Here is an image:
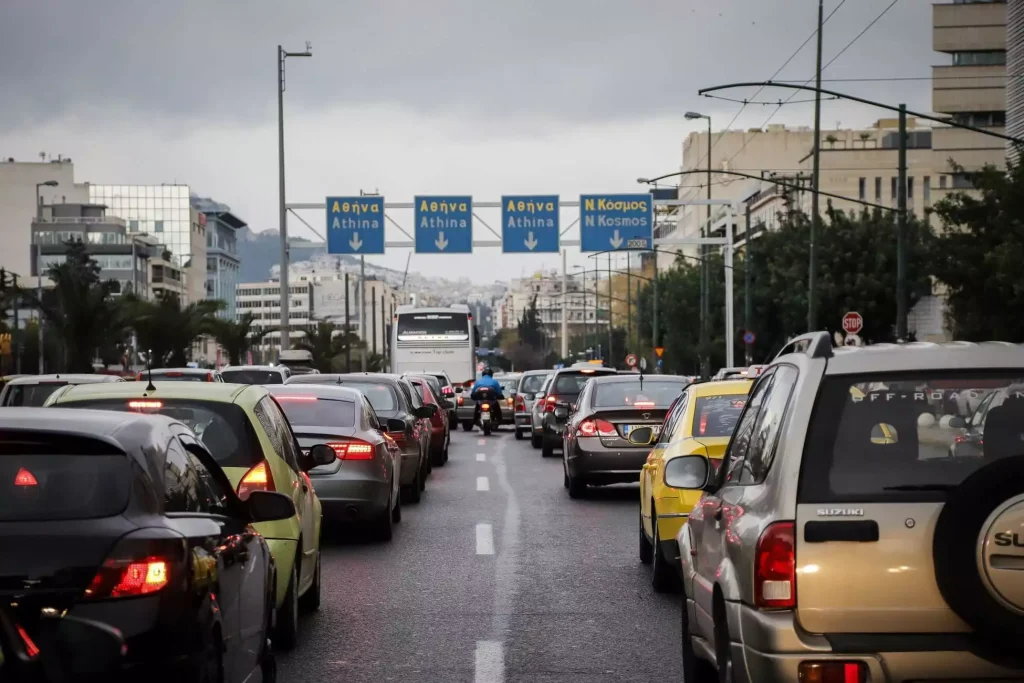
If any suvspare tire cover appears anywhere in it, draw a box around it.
[933,454,1024,652]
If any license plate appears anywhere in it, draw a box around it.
[481,412,491,422]
[622,424,660,437]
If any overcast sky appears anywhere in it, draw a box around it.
[0,0,934,283]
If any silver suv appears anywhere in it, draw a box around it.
[675,332,1024,682]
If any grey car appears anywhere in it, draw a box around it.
[0,374,126,407]
[221,365,291,384]
[514,370,552,441]
[529,373,556,449]
[267,384,402,541]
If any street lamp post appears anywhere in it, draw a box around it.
[35,180,58,374]
[277,42,312,353]
[685,112,712,378]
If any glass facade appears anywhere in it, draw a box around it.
[191,196,244,321]
[88,185,192,268]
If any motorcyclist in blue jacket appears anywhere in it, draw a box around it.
[470,368,505,422]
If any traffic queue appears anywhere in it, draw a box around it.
[0,366,457,683]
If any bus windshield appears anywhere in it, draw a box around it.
[397,313,469,339]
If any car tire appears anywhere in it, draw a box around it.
[567,473,586,499]
[196,626,223,683]
[651,509,680,593]
[299,549,321,612]
[515,428,524,440]
[541,440,554,458]
[391,490,402,523]
[639,510,653,565]
[482,421,491,436]
[714,602,734,683]
[372,505,393,542]
[531,433,541,449]
[443,429,450,462]
[274,562,299,651]
[681,588,717,683]
[402,470,422,504]
[462,421,474,432]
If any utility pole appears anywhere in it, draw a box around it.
[808,0,824,332]
[702,116,711,378]
[360,256,367,371]
[560,250,568,359]
[744,203,754,366]
[344,271,351,372]
[371,290,377,356]
[277,42,312,352]
[582,267,588,358]
[652,252,659,367]
[626,256,632,352]
[607,253,613,363]
[896,104,908,341]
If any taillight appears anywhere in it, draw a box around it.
[543,395,557,413]
[634,401,655,408]
[83,532,185,600]
[755,521,796,609]
[206,373,213,381]
[442,386,454,397]
[577,418,616,437]
[515,395,526,412]
[237,460,275,500]
[458,396,464,406]
[328,441,375,460]
[14,467,38,487]
[699,412,708,436]
[135,372,144,381]
[481,403,490,410]
[797,662,866,683]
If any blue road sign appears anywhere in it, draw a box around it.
[579,194,653,253]
[415,196,473,254]
[743,331,756,345]
[326,196,385,255]
[657,358,663,368]
[501,195,559,253]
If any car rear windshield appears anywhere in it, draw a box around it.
[3,383,67,407]
[594,380,687,407]
[693,395,748,437]
[151,372,207,382]
[799,373,1024,503]
[0,434,133,521]
[221,369,284,385]
[553,371,614,394]
[61,399,259,468]
[520,374,549,394]
[335,382,398,413]
[274,396,356,427]
[498,378,519,393]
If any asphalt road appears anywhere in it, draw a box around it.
[277,425,681,682]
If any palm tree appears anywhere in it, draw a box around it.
[296,321,364,372]
[124,291,224,367]
[19,240,123,372]
[209,312,270,366]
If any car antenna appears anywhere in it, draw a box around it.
[145,350,156,392]
[638,356,646,390]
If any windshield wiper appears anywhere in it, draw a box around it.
[882,484,954,492]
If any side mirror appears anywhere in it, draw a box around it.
[535,393,545,401]
[627,426,655,445]
[413,405,435,419]
[308,443,337,468]
[33,614,126,683]
[246,490,297,523]
[663,455,711,490]
[949,416,967,429]
[385,418,407,433]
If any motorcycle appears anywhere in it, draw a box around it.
[471,387,502,436]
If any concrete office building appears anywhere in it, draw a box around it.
[1006,0,1024,159]
[236,281,315,360]
[190,195,244,321]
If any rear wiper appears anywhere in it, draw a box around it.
[882,484,954,492]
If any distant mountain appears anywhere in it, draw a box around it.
[237,227,330,282]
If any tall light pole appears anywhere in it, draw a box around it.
[685,111,711,378]
[277,42,312,353]
[809,0,825,331]
[35,180,58,374]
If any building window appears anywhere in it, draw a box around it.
[951,50,1006,67]
[952,173,976,189]
[923,176,931,205]
[951,111,1006,128]
[858,177,866,200]
[940,175,947,190]
[155,220,164,233]
[874,177,882,201]
[891,177,898,202]
[907,177,914,201]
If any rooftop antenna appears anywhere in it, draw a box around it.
[145,350,156,392]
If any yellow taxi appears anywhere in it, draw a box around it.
[637,378,753,591]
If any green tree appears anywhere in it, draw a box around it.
[124,291,224,367]
[517,295,546,351]
[930,160,1024,340]
[296,321,364,372]
[209,312,270,366]
[19,240,123,373]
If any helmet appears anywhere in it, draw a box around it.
[482,367,494,377]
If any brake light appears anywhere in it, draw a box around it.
[17,624,40,658]
[85,557,169,598]
[458,396,464,406]
[634,401,655,408]
[481,403,490,410]
[442,386,454,396]
[165,372,183,377]
[206,373,213,381]
[515,394,526,412]
[577,418,616,437]
[797,662,865,683]
[328,441,375,460]
[543,395,557,413]
[275,395,318,402]
[755,521,796,609]
[237,460,275,500]
[135,372,144,381]
[699,412,708,435]
[128,400,163,410]
[14,467,37,487]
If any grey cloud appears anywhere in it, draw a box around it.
[1,0,932,129]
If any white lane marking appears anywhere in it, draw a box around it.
[476,523,494,555]
[476,453,486,462]
[477,476,490,492]
[474,640,504,683]
[478,438,486,446]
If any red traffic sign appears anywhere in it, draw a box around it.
[842,312,864,335]
[625,353,638,368]
[654,346,665,359]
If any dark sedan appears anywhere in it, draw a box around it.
[286,373,435,503]
[538,366,618,457]
[406,375,450,467]
[562,374,691,497]
[0,408,302,682]
[267,384,403,541]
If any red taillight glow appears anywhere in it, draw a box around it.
[458,396,464,406]
[17,625,40,658]
[164,372,183,377]
[515,395,526,412]
[237,461,275,500]
[755,521,796,609]
[577,418,616,437]
[128,400,163,410]
[543,395,557,413]
[86,557,169,599]
[481,403,490,410]
[699,412,708,435]
[634,401,656,408]
[442,386,454,396]
[205,373,213,381]
[328,441,375,460]
[14,467,38,487]
[797,662,865,683]
[135,372,144,381]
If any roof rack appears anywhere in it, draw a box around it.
[773,331,834,361]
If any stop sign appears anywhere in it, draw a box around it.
[842,312,863,335]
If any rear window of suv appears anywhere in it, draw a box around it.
[553,371,615,394]
[799,373,1024,503]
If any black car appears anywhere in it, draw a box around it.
[562,374,691,497]
[538,365,618,457]
[286,373,436,503]
[403,371,458,424]
[0,408,304,682]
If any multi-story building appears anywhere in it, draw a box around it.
[497,270,606,351]
[236,281,315,360]
[932,0,1007,173]
[1008,0,1024,158]
[190,195,244,320]
[149,250,188,302]
[187,207,207,305]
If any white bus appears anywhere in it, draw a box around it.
[391,304,476,385]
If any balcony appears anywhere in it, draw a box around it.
[37,215,127,228]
